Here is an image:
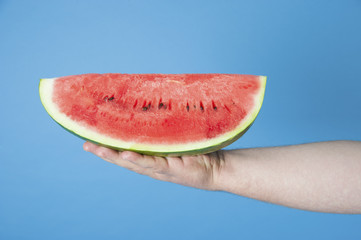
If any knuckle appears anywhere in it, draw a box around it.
[127,165,146,175]
[152,157,168,173]
[152,172,170,181]
[96,149,107,158]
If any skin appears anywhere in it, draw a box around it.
[83,140,361,214]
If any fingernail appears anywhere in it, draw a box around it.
[83,144,89,152]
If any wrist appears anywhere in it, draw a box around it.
[212,149,251,194]
[210,150,233,192]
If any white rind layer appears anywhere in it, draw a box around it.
[39,76,266,154]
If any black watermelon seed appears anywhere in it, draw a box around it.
[142,107,148,111]
[212,100,217,110]
[186,105,190,111]
[200,101,204,111]
[159,102,164,109]
[108,96,115,101]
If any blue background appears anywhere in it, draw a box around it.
[1,0,361,239]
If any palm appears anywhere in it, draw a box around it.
[83,142,225,190]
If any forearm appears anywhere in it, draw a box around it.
[216,141,361,213]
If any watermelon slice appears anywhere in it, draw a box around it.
[39,73,266,156]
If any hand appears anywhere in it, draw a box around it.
[83,142,226,190]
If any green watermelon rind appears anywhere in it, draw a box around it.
[39,76,266,157]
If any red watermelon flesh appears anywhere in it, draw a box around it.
[40,73,266,156]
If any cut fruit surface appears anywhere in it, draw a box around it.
[39,73,266,156]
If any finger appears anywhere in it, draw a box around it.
[120,151,170,174]
[84,142,174,180]
[83,142,120,163]
[83,142,147,172]
[111,151,169,178]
